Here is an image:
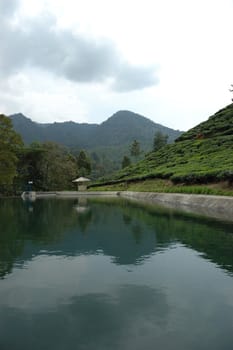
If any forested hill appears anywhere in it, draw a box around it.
[9,110,182,149]
[104,103,233,185]
[94,111,181,147]
[9,113,98,148]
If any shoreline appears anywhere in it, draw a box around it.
[119,191,233,222]
[17,190,233,222]
[35,191,119,198]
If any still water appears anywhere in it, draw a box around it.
[0,197,233,350]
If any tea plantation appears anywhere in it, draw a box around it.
[95,104,233,189]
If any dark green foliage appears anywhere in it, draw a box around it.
[130,139,140,158]
[90,149,118,179]
[153,131,168,151]
[9,110,182,175]
[76,150,91,177]
[122,156,131,169]
[17,142,78,191]
[10,110,181,148]
[37,142,78,190]
[0,115,23,190]
[98,104,233,186]
[176,104,233,142]
[16,142,45,190]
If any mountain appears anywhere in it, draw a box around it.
[9,113,98,148]
[9,111,182,150]
[101,104,233,185]
[9,110,182,178]
[92,110,181,147]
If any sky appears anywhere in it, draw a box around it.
[0,0,232,130]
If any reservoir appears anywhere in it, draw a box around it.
[0,197,233,350]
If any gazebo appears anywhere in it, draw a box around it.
[72,177,91,191]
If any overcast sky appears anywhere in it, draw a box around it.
[0,0,232,130]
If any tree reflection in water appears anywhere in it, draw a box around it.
[0,197,233,278]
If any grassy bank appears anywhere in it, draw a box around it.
[90,178,233,196]
[91,104,233,193]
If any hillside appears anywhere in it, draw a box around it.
[93,111,181,147]
[10,113,97,148]
[9,111,181,149]
[9,111,182,177]
[96,104,233,187]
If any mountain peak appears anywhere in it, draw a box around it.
[101,110,157,128]
[9,110,182,147]
[10,113,30,120]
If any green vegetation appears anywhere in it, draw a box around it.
[0,115,23,190]
[130,139,141,159]
[0,127,80,194]
[2,103,233,196]
[1,197,233,278]
[10,110,181,177]
[90,178,233,196]
[176,104,233,142]
[153,131,168,151]
[121,156,131,169]
[92,104,233,193]
[76,150,91,177]
[17,141,78,191]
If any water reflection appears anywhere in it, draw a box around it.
[0,284,169,350]
[73,197,90,214]
[73,197,92,233]
[0,198,233,350]
[0,198,233,279]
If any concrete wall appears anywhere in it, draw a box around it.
[33,190,233,222]
[119,191,233,222]
[36,191,119,198]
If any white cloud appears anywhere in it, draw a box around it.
[0,0,232,130]
[0,1,158,92]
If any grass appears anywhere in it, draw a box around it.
[92,103,233,190]
[89,178,233,196]
[113,135,233,183]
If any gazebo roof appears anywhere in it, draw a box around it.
[72,177,91,183]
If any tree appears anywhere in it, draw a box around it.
[153,131,168,152]
[76,150,91,177]
[130,139,140,159]
[0,114,23,187]
[121,156,131,169]
[16,142,46,190]
[38,142,78,190]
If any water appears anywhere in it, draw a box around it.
[0,197,233,350]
